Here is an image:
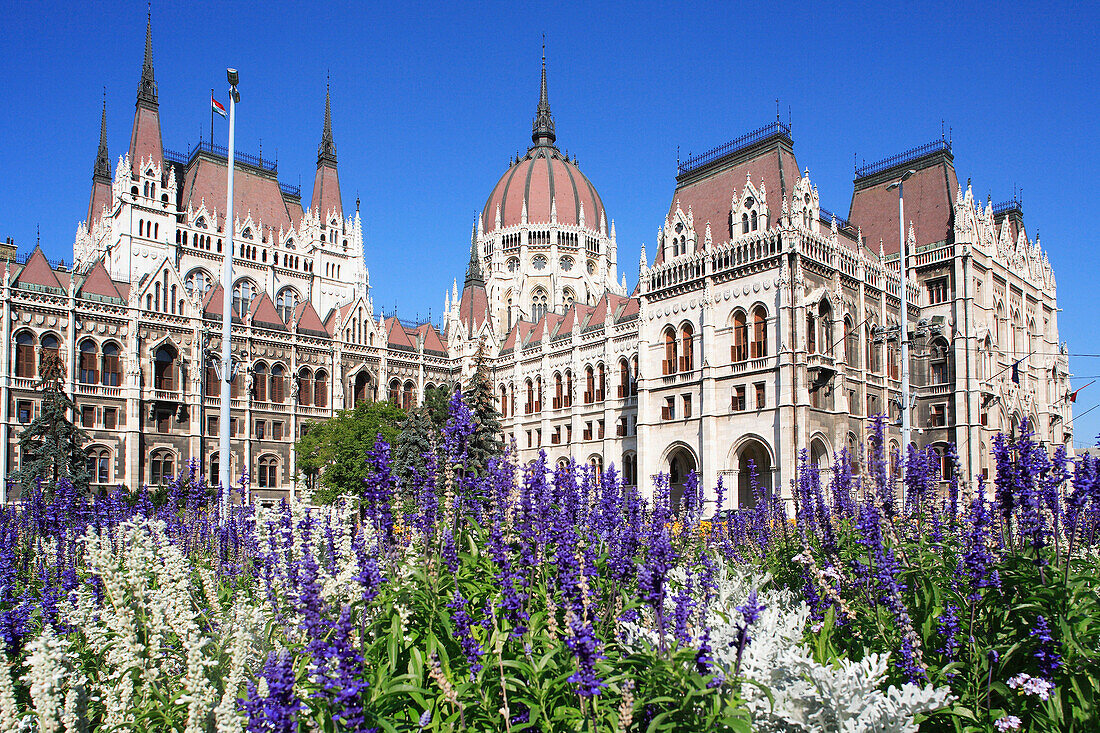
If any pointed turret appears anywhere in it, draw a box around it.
[531,41,556,146]
[311,78,343,219]
[127,10,164,169]
[458,216,489,337]
[87,93,113,227]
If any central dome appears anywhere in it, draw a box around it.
[481,52,606,234]
[481,145,605,233]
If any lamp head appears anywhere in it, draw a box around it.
[227,68,239,87]
[886,169,917,190]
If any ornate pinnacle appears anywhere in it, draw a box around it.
[317,76,337,165]
[531,38,556,146]
[465,216,484,287]
[136,9,158,107]
[93,91,110,181]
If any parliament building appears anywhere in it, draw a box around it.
[0,17,1072,505]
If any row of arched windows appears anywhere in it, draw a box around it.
[663,323,694,374]
[388,378,420,411]
[499,358,638,418]
[14,331,60,379]
[78,339,122,386]
[731,306,769,361]
[137,219,159,240]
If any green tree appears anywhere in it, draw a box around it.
[463,339,503,474]
[17,351,89,495]
[392,406,440,500]
[422,383,454,430]
[295,399,404,504]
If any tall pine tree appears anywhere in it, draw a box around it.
[463,338,503,475]
[17,350,89,495]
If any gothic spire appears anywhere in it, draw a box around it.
[531,38,556,146]
[136,9,158,108]
[464,216,484,286]
[93,91,110,181]
[317,75,337,165]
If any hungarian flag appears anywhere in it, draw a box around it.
[212,95,227,118]
[1069,380,1094,403]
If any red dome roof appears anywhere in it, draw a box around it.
[482,144,606,233]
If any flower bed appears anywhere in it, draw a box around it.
[0,397,1097,731]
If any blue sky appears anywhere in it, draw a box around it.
[1,1,1097,443]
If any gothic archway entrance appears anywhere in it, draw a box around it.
[737,439,772,508]
[668,447,696,513]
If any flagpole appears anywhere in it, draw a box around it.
[219,70,240,521]
[210,88,214,147]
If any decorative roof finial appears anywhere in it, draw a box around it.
[318,72,337,165]
[137,5,158,107]
[465,214,484,287]
[93,89,110,180]
[531,35,556,146]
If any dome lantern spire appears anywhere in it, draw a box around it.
[136,7,158,108]
[318,74,337,165]
[531,37,556,146]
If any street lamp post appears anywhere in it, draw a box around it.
[218,69,240,519]
[887,169,916,472]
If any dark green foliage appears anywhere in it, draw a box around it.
[463,340,503,475]
[16,351,88,495]
[294,399,404,503]
[422,383,454,430]
[393,406,440,488]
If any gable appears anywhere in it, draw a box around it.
[14,247,64,293]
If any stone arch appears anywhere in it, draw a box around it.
[809,434,830,470]
[729,434,774,508]
[660,441,698,513]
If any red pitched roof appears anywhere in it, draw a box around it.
[311,163,343,220]
[180,156,294,232]
[87,179,112,228]
[202,284,232,320]
[658,133,798,265]
[128,105,164,170]
[457,281,490,336]
[417,323,447,353]
[14,247,64,291]
[77,259,122,300]
[324,301,356,332]
[293,301,330,336]
[848,150,958,255]
[384,317,414,349]
[249,292,287,330]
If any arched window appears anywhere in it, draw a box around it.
[680,323,694,372]
[751,210,758,231]
[154,345,176,391]
[631,356,639,396]
[270,365,286,403]
[298,368,313,406]
[86,446,111,484]
[742,213,749,234]
[622,452,637,487]
[276,288,298,323]
[500,384,509,417]
[819,301,833,353]
[184,269,212,298]
[257,454,279,488]
[565,370,574,407]
[618,359,630,398]
[79,340,98,384]
[732,310,748,362]
[210,452,221,484]
[532,288,548,321]
[563,288,576,308]
[597,364,606,402]
[554,373,564,408]
[101,342,121,387]
[232,279,256,316]
[806,310,817,354]
[888,338,899,380]
[40,335,60,377]
[389,378,401,405]
[845,317,859,368]
[14,331,35,379]
[866,325,879,373]
[149,449,176,485]
[994,303,1004,346]
[525,379,534,414]
[663,327,677,375]
[535,376,543,412]
[253,363,268,401]
[589,455,604,482]
[402,380,415,411]
[930,339,950,385]
[314,370,329,408]
[584,366,595,404]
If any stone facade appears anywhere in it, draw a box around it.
[0,19,1072,507]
